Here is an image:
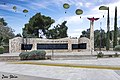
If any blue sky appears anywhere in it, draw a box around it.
[0,0,120,37]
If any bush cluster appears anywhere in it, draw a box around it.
[19,50,46,60]
[114,53,119,57]
[97,52,104,58]
[0,46,4,54]
[114,45,120,51]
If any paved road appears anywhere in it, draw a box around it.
[0,72,60,80]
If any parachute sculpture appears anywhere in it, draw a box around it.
[75,9,83,18]
[23,9,28,17]
[13,6,17,12]
[63,3,70,13]
[99,6,108,18]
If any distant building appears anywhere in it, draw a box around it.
[9,37,91,53]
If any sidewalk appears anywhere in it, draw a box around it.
[0,58,120,80]
[0,72,59,80]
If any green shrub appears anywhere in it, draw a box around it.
[114,45,120,51]
[3,45,9,53]
[0,46,4,54]
[30,50,46,60]
[114,53,119,57]
[19,52,29,60]
[97,52,104,58]
[19,50,46,60]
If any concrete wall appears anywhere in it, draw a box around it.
[9,37,91,53]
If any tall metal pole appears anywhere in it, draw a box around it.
[100,22,102,52]
[52,40,54,59]
[52,35,54,60]
[99,6,110,50]
[106,7,110,50]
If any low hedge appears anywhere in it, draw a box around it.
[19,50,46,60]
[114,45,120,51]
[19,52,28,60]
[0,46,4,54]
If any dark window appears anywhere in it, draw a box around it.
[72,44,78,49]
[37,44,68,50]
[72,43,87,49]
[21,44,33,50]
[78,43,86,49]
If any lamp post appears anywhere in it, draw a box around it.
[49,35,54,60]
[100,22,102,52]
[99,6,110,50]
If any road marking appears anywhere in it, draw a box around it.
[10,62,120,70]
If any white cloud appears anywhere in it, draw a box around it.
[0,5,13,12]
[52,15,85,37]
[0,3,29,14]
[75,2,83,8]
[85,2,92,8]
[51,0,84,8]
[68,32,80,37]
[53,15,84,28]
[68,28,86,37]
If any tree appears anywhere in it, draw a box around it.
[113,6,117,48]
[58,21,68,38]
[110,30,114,41]
[94,29,106,48]
[46,21,68,39]
[15,33,22,37]
[0,26,15,45]
[80,28,90,38]
[81,28,106,48]
[22,13,55,38]
[0,18,7,26]
[0,18,15,45]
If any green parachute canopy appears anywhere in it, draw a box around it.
[23,9,28,13]
[23,9,28,17]
[13,6,17,12]
[63,3,70,9]
[75,9,83,15]
[99,6,108,10]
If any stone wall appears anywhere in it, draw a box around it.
[9,37,23,53]
[9,37,91,53]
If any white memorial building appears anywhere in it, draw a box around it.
[9,37,91,53]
